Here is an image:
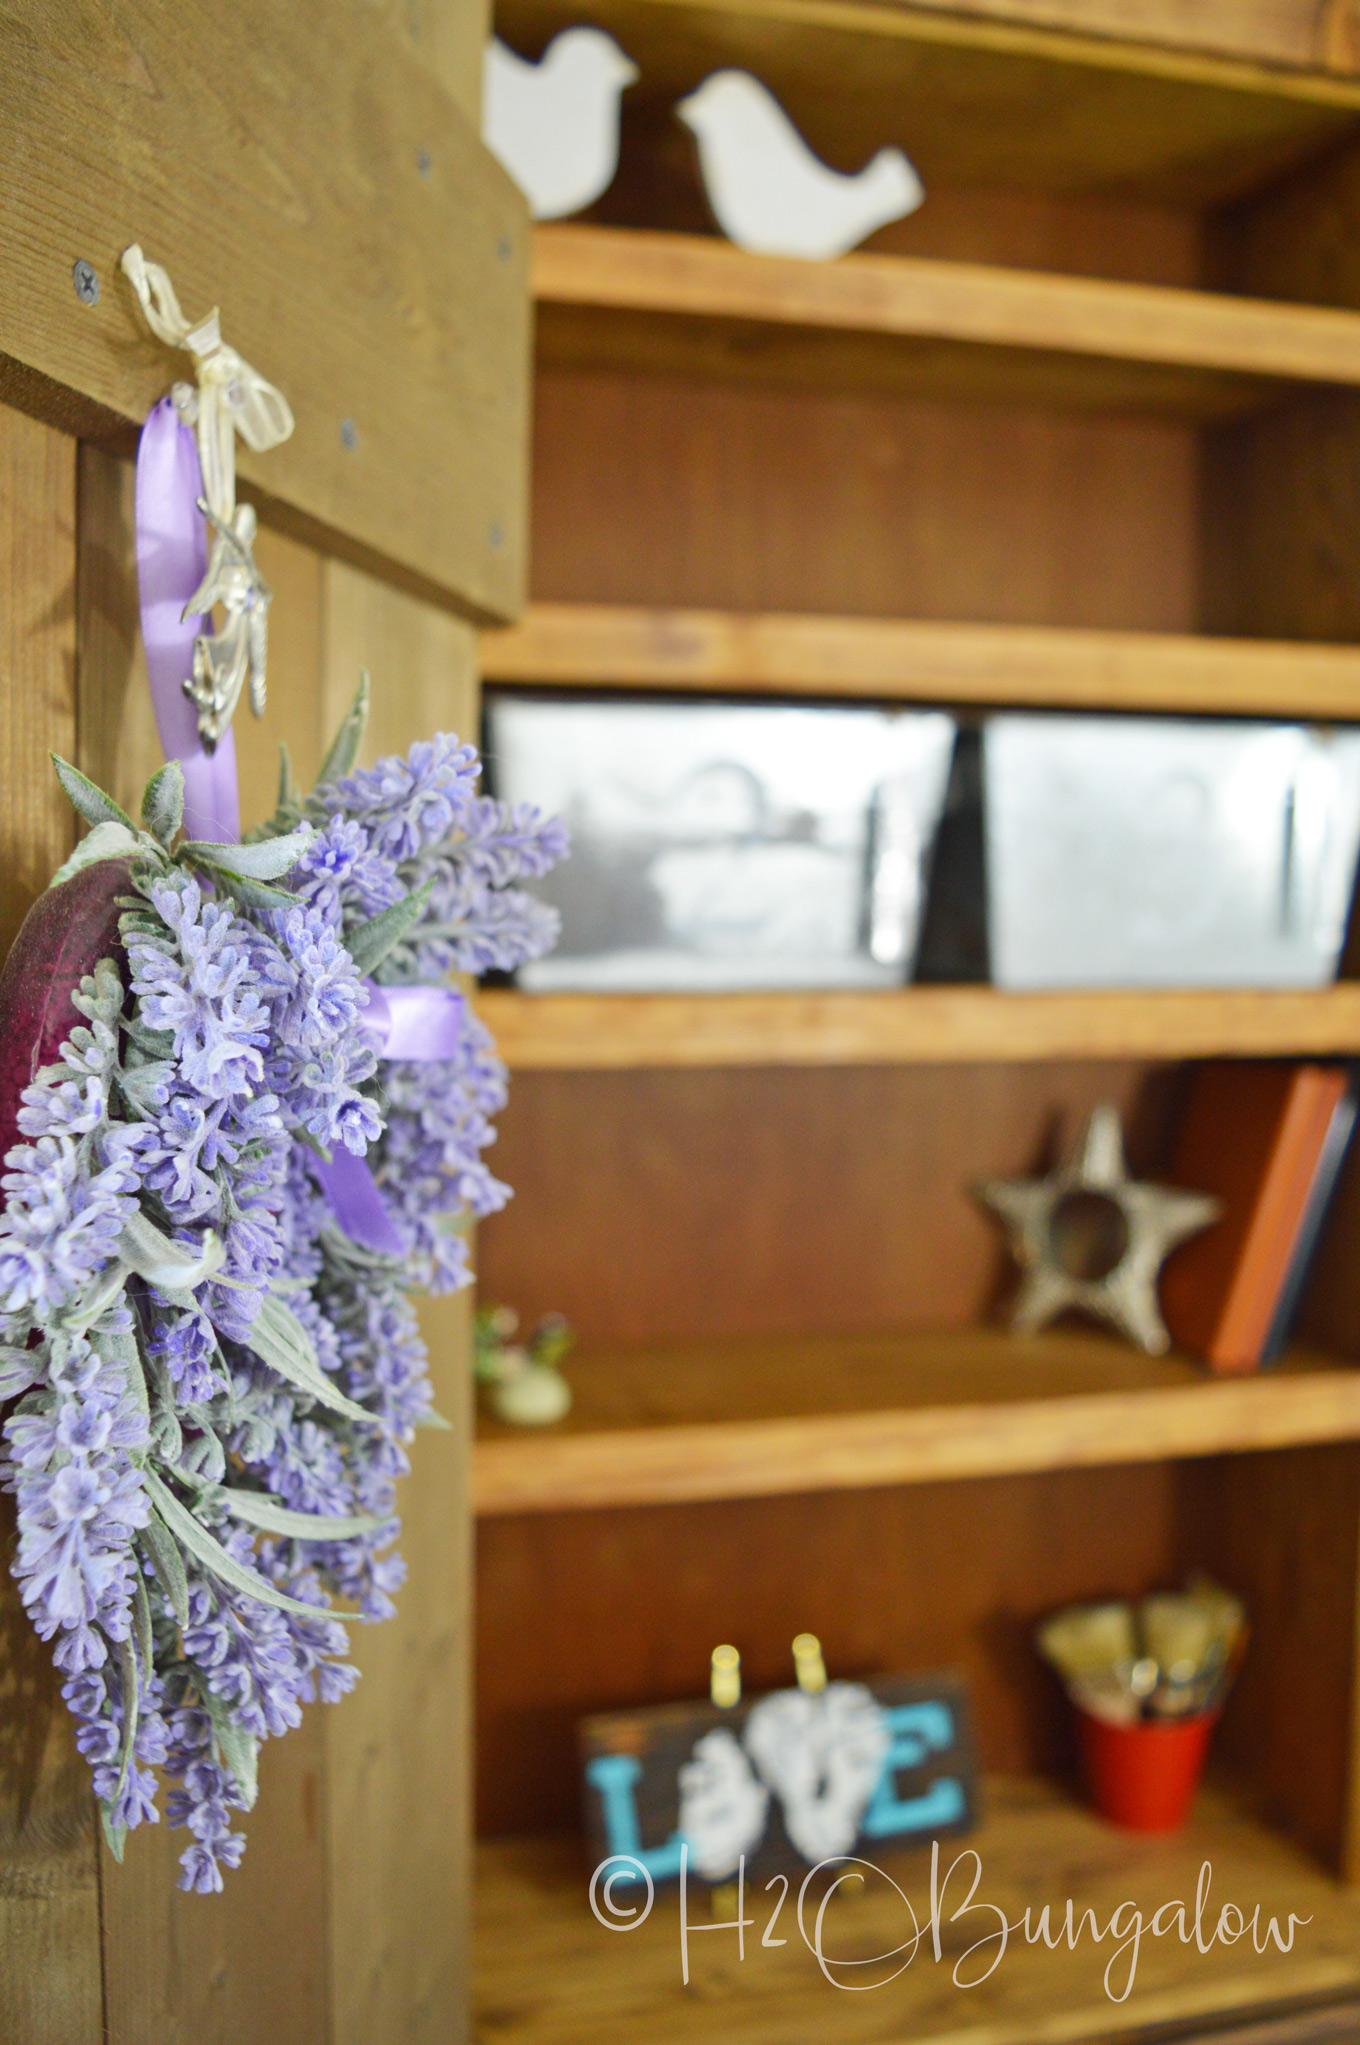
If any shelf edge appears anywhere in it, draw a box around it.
[475,986,1360,1071]
[473,1370,1360,1514]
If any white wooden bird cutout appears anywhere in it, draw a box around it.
[677,71,924,260]
[483,30,638,220]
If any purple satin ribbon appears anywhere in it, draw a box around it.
[309,1146,406,1255]
[364,982,465,1059]
[134,399,240,843]
[132,402,460,1257]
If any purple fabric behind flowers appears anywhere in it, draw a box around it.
[0,714,564,1889]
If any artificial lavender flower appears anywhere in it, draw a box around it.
[1,706,564,1891]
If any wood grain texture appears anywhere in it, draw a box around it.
[474,1781,1360,2045]
[880,0,1360,73]
[476,1462,1182,1832]
[0,1497,101,2045]
[0,0,529,622]
[0,409,96,2042]
[533,225,1360,419]
[1180,1446,1360,1879]
[495,0,1360,206]
[590,129,1205,284]
[473,1329,1360,1514]
[0,406,77,960]
[1201,137,1360,649]
[101,1713,330,2045]
[530,368,1199,632]
[474,1060,1180,1344]
[484,600,1360,717]
[320,561,479,2045]
[378,0,492,125]
[475,986,1360,1070]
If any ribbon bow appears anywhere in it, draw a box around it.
[122,246,291,753]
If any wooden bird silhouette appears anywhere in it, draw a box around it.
[677,70,924,260]
[483,29,638,220]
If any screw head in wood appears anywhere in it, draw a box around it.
[340,418,358,451]
[72,259,99,306]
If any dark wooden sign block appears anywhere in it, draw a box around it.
[581,1671,975,1888]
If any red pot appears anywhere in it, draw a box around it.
[1077,1707,1219,1834]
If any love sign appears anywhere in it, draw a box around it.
[582,1672,975,1886]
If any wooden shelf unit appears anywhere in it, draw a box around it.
[478,985,1360,1071]
[475,6,1360,2036]
[474,1328,1360,1514]
[477,1780,1360,2045]
[485,600,1360,718]
[495,0,1360,205]
[534,224,1360,415]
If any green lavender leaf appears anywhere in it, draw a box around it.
[110,1632,140,1816]
[180,825,313,881]
[49,820,140,886]
[245,1291,375,1426]
[209,1486,384,1541]
[140,761,185,847]
[205,1693,259,1812]
[139,1507,190,1629]
[131,1571,155,1679]
[143,1471,327,1620]
[314,671,370,789]
[345,880,434,977]
[50,753,134,831]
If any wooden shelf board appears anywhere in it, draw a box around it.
[475,985,1360,1073]
[473,1327,1360,1515]
[498,0,1360,207]
[534,227,1360,416]
[475,1777,1360,2045]
[483,603,1360,720]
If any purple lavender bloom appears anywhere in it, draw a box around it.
[3,719,564,1888]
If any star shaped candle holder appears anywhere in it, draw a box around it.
[978,1105,1221,1356]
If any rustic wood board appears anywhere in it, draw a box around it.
[475,1777,1360,2045]
[495,0,1360,206]
[532,227,1360,421]
[473,1328,1360,1514]
[475,986,1360,1070]
[0,0,530,623]
[483,601,1360,719]
[874,1,1360,74]
[319,566,480,2045]
[0,401,96,2045]
[581,1673,976,1887]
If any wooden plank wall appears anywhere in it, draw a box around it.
[0,3,502,2037]
[0,0,524,624]
[0,407,98,2045]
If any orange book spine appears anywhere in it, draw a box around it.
[1206,1068,1348,1373]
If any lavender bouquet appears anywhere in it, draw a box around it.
[0,686,564,1890]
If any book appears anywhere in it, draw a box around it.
[1161,1062,1352,1373]
[1261,1084,1357,1364]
